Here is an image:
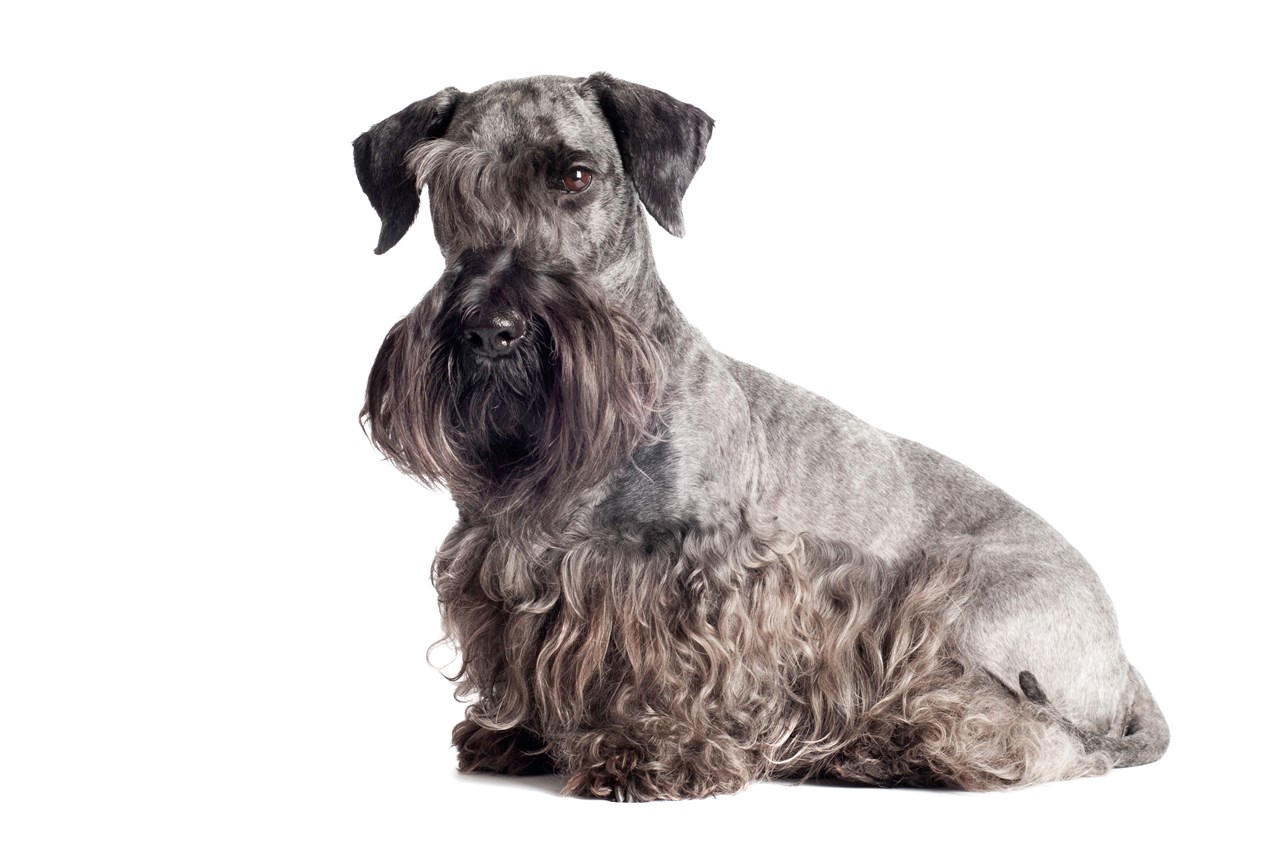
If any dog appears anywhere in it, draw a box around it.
[353,73,1168,801]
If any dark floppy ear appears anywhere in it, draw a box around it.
[353,88,462,255]
[583,73,714,238]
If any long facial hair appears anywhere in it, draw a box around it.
[361,254,661,523]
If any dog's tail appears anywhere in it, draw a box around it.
[1019,666,1169,768]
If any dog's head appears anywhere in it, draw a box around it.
[354,75,713,513]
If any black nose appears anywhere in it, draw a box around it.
[463,309,528,358]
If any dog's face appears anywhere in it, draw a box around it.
[410,80,636,271]
[354,75,713,514]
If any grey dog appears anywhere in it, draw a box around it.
[354,73,1168,801]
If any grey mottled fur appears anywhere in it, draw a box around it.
[354,73,1168,801]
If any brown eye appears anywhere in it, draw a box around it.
[562,167,593,193]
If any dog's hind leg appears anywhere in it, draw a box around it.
[812,548,1125,790]
[1019,667,1170,769]
[831,666,1116,789]
[950,514,1170,774]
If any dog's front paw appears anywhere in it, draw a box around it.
[563,748,662,802]
[453,720,555,776]
[564,746,740,802]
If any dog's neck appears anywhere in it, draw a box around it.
[597,215,694,352]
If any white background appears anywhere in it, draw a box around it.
[3,2,1269,843]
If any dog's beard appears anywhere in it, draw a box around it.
[446,317,553,476]
[362,262,661,518]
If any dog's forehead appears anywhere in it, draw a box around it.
[450,76,616,159]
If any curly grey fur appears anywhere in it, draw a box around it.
[353,73,1168,801]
